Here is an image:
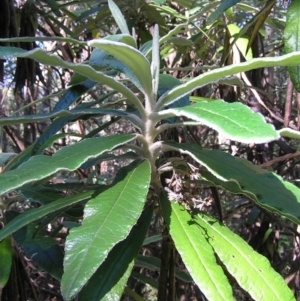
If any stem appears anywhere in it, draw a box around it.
[158,228,171,301]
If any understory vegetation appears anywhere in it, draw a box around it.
[1,0,300,300]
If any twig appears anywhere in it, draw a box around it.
[260,151,300,168]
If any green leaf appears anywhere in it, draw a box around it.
[278,127,300,139]
[207,0,240,24]
[108,0,130,35]
[157,100,278,143]
[78,205,153,301]
[151,24,160,101]
[0,236,12,290]
[43,0,62,17]
[0,108,128,126]
[61,160,151,300]
[0,190,95,241]
[87,40,152,97]
[52,79,96,113]
[163,142,300,224]
[7,212,63,280]
[160,194,234,301]
[284,0,300,92]
[193,213,296,301]
[155,51,300,109]
[0,47,142,111]
[0,134,135,195]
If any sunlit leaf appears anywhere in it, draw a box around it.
[61,161,151,300]
[284,0,300,92]
[157,100,278,143]
[0,135,135,195]
[193,213,296,301]
[78,205,153,301]
[160,194,234,301]
[155,52,300,109]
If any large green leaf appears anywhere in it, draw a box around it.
[193,213,296,301]
[0,134,135,195]
[0,46,142,111]
[155,51,300,109]
[160,193,234,301]
[284,0,300,92]
[163,142,300,224]
[61,160,151,300]
[0,236,12,290]
[156,100,278,143]
[88,39,152,97]
[78,205,153,301]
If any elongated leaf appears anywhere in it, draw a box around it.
[61,160,151,300]
[160,193,234,301]
[0,236,12,290]
[7,212,63,280]
[163,142,300,224]
[0,134,135,195]
[0,190,95,241]
[52,79,96,113]
[0,108,128,126]
[89,48,142,91]
[88,40,152,97]
[0,47,142,110]
[208,0,240,24]
[284,0,300,92]
[108,0,130,35]
[78,205,153,301]
[151,24,160,101]
[155,51,300,109]
[278,127,300,139]
[156,100,278,143]
[193,213,295,301]
[0,36,86,45]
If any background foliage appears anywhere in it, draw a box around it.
[1,0,300,300]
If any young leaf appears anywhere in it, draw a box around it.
[61,160,151,300]
[0,134,135,195]
[78,205,153,301]
[193,213,296,301]
[163,142,300,224]
[87,40,152,98]
[155,51,300,109]
[151,24,160,102]
[284,0,300,92]
[156,100,278,143]
[108,0,130,35]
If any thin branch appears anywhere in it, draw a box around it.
[260,151,300,168]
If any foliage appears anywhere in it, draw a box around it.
[0,0,300,300]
